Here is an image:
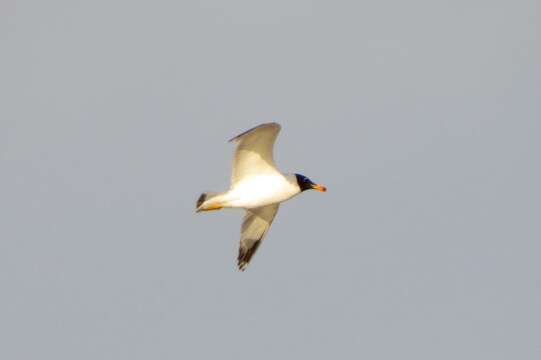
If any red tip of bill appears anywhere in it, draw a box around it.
[313,184,327,192]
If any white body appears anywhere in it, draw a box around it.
[222,174,299,209]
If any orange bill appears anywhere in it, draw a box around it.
[311,184,327,192]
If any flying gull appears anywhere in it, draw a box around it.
[196,122,326,271]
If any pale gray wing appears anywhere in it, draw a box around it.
[229,123,281,185]
[237,204,280,271]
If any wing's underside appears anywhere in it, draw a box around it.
[229,123,281,185]
[238,204,279,271]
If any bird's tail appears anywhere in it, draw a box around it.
[195,192,226,212]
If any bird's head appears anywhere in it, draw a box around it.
[295,174,327,192]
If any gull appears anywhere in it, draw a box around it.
[196,122,327,271]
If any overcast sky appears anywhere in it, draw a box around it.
[1,1,540,359]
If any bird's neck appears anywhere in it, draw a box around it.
[284,174,302,192]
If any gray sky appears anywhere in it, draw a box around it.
[1,1,540,359]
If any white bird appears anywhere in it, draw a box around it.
[196,122,326,271]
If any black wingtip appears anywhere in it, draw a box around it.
[237,240,262,271]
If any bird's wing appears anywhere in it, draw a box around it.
[237,204,280,271]
[229,122,281,185]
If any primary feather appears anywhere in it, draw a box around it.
[238,204,280,271]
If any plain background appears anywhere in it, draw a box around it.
[1,1,540,359]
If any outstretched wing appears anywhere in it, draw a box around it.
[237,204,280,271]
[229,123,281,186]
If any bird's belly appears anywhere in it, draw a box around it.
[226,176,296,209]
